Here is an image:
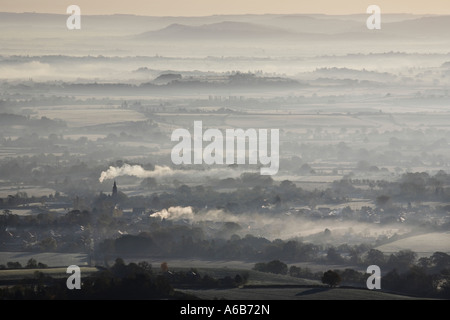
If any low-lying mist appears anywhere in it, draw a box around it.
[149,205,411,245]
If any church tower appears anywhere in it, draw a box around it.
[112,180,118,197]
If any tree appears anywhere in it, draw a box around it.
[430,252,450,272]
[387,250,417,272]
[6,261,22,269]
[382,269,401,291]
[289,265,301,277]
[111,257,127,278]
[234,274,244,286]
[253,260,288,275]
[340,268,365,285]
[403,266,434,296]
[266,260,288,275]
[253,262,267,272]
[366,249,386,267]
[26,258,38,269]
[282,240,297,260]
[376,195,391,208]
[322,270,341,287]
[137,261,152,273]
[326,247,343,264]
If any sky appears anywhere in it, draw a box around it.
[1,0,450,16]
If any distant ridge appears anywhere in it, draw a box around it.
[135,21,299,40]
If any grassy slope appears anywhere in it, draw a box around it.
[175,267,433,300]
[180,287,430,300]
[375,232,450,256]
[0,262,435,300]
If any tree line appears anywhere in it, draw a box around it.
[0,258,246,300]
[252,252,450,298]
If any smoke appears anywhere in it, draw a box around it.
[99,164,173,182]
[150,206,239,223]
[98,163,244,183]
[150,206,194,220]
[150,206,409,243]
[241,214,410,243]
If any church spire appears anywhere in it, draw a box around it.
[112,180,118,197]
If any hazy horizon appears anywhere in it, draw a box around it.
[0,11,443,17]
[2,0,450,16]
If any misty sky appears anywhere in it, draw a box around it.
[2,0,450,16]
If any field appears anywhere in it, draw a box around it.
[161,111,450,134]
[375,232,450,257]
[180,286,428,300]
[0,267,98,282]
[0,186,57,199]
[166,264,430,300]
[35,105,145,128]
[0,258,430,299]
[0,252,89,267]
[120,259,434,299]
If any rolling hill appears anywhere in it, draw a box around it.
[135,21,300,40]
[375,232,450,257]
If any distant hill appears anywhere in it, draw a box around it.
[383,16,450,38]
[309,67,398,82]
[135,21,300,40]
[152,73,182,84]
[0,12,449,56]
[0,12,448,43]
[132,15,450,42]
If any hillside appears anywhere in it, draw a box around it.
[181,286,431,300]
[375,232,450,257]
[164,264,433,300]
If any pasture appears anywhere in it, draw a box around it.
[375,232,450,257]
[180,286,430,300]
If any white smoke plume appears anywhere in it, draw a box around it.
[150,206,239,223]
[99,164,173,183]
[147,205,408,243]
[99,163,245,183]
[150,206,194,220]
